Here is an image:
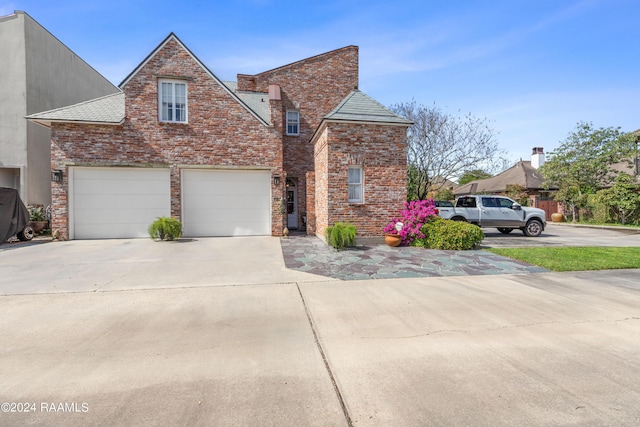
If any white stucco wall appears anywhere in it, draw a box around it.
[0,10,119,205]
[0,12,28,197]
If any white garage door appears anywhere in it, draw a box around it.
[71,167,170,239]
[182,169,271,237]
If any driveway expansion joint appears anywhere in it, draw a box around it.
[296,283,353,427]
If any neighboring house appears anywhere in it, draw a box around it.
[428,176,457,197]
[454,147,558,219]
[28,33,411,240]
[0,11,119,206]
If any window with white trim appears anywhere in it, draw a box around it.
[286,110,300,135]
[348,166,363,203]
[159,80,187,123]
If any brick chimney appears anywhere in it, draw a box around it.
[531,147,545,169]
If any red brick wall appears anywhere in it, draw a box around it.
[49,38,371,240]
[314,122,408,238]
[50,37,284,239]
[305,171,316,235]
[313,128,329,237]
[239,46,359,229]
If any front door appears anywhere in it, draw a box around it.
[286,179,298,229]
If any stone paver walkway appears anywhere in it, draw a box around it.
[280,235,547,280]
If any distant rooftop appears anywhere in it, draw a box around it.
[454,160,549,196]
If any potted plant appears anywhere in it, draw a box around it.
[384,222,403,247]
[28,205,49,233]
[383,199,439,247]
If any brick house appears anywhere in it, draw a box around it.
[28,33,411,240]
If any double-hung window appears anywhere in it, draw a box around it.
[159,80,187,123]
[348,166,363,203]
[286,110,299,135]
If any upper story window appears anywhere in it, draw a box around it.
[286,110,300,135]
[159,79,187,123]
[348,166,363,203]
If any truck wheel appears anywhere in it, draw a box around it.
[497,228,513,234]
[451,216,467,222]
[523,219,543,237]
[17,226,34,241]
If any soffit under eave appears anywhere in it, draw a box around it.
[28,118,125,128]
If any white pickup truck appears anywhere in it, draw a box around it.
[437,195,547,237]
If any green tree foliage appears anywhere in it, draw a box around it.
[539,122,636,222]
[595,173,640,225]
[432,187,454,202]
[458,169,492,186]
[505,184,529,206]
[391,101,507,200]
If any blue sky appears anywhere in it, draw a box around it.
[3,0,639,164]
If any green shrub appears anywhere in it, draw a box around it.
[414,217,484,250]
[148,217,183,241]
[28,205,46,221]
[587,195,610,224]
[325,222,357,249]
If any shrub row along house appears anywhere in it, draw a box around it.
[28,33,412,240]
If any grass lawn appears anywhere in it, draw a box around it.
[485,246,640,272]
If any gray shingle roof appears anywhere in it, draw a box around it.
[27,92,124,126]
[324,90,412,125]
[222,81,271,124]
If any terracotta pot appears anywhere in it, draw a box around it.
[384,234,402,247]
[551,213,564,223]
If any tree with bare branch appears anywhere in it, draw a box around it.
[391,100,508,200]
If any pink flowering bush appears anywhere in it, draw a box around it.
[383,199,438,245]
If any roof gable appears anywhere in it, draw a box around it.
[120,33,270,126]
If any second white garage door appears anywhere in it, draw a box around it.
[182,169,271,237]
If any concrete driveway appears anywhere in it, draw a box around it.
[1,236,640,426]
[483,222,640,247]
[0,237,331,295]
